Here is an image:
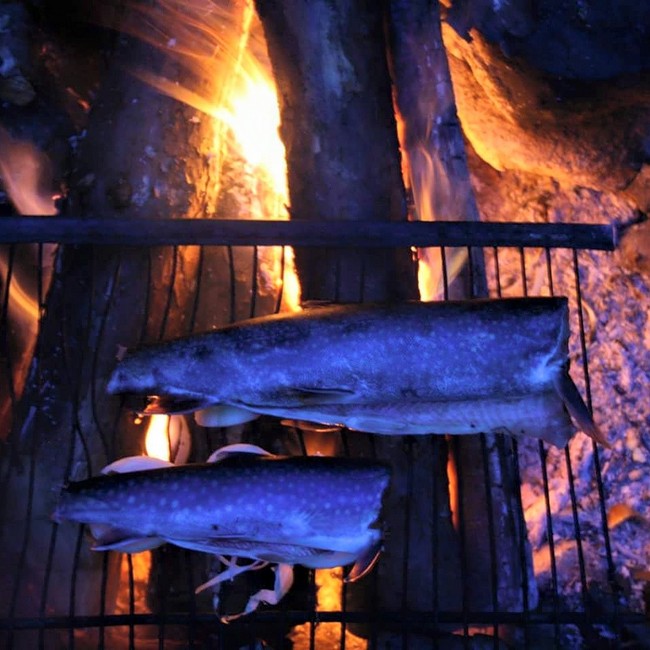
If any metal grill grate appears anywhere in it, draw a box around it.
[0,219,644,649]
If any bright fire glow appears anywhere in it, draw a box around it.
[446,439,460,531]
[124,0,301,312]
[144,414,190,463]
[217,78,286,190]
[289,566,367,650]
[114,552,152,616]
[395,118,468,301]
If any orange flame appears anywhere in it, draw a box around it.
[0,127,57,326]
[122,0,301,312]
[289,565,368,650]
[395,115,468,301]
[0,126,57,215]
[144,414,190,463]
[0,128,58,438]
[446,438,460,531]
[0,256,40,329]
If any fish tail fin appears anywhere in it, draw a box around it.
[344,539,382,583]
[554,373,611,448]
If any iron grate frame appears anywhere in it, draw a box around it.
[0,219,640,649]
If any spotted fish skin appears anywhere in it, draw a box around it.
[106,298,605,446]
[53,455,390,567]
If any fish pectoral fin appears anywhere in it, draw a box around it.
[344,539,383,583]
[142,395,212,416]
[90,524,164,553]
[280,419,343,434]
[101,456,174,475]
[290,386,356,404]
[163,535,260,556]
[242,386,356,409]
[554,373,611,448]
[195,557,269,594]
[195,405,260,428]
[206,443,274,463]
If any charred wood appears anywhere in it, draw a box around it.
[254,0,417,303]
[388,0,536,623]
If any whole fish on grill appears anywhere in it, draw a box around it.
[107,298,607,447]
[53,444,390,619]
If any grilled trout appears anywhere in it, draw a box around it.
[107,298,606,447]
[53,445,390,618]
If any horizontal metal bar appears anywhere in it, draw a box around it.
[0,609,642,630]
[0,217,617,249]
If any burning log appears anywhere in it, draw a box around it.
[388,0,480,300]
[253,2,435,643]
[253,1,461,644]
[388,0,538,629]
[254,0,417,303]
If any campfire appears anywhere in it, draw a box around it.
[1,0,649,648]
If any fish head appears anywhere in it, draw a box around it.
[52,481,118,526]
[107,347,172,395]
[106,342,216,412]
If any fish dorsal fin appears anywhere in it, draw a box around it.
[101,456,174,475]
[206,444,274,464]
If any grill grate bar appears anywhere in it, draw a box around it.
[1,609,643,630]
[0,218,617,249]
